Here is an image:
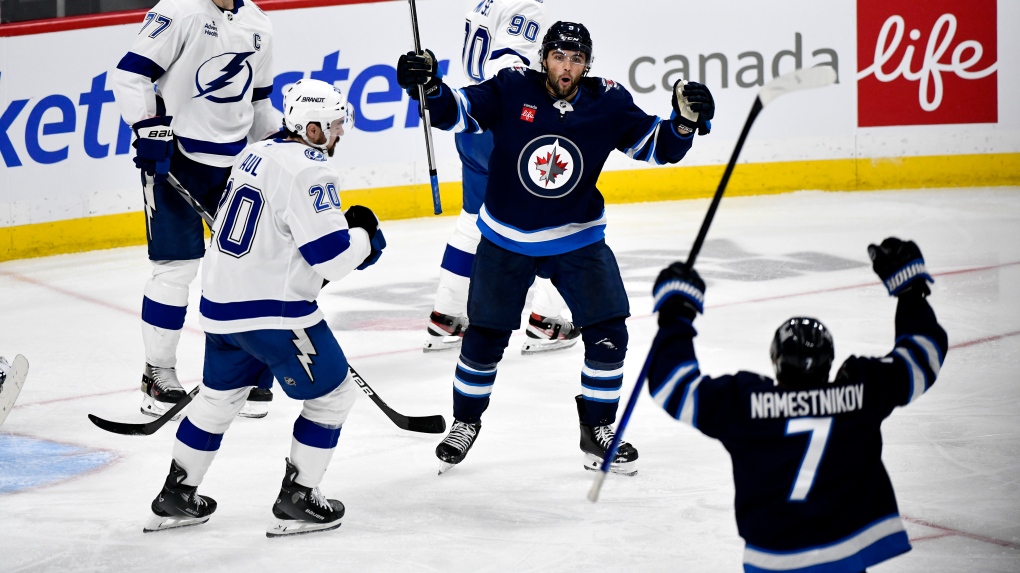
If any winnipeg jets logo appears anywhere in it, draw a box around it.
[194,52,255,103]
[517,135,584,198]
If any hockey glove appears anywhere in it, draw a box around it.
[671,80,714,136]
[652,262,706,325]
[868,237,933,297]
[397,49,442,99]
[345,205,387,270]
[132,116,174,179]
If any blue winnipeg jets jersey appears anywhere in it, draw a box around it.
[427,68,694,256]
[111,0,279,168]
[646,296,948,573]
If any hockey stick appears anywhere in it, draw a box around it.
[588,66,838,502]
[166,173,215,227]
[349,366,447,433]
[88,385,199,436]
[407,0,443,215]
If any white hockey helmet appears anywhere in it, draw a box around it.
[282,79,354,151]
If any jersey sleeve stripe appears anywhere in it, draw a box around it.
[893,346,926,403]
[252,85,273,102]
[650,361,697,412]
[452,88,483,133]
[116,52,166,82]
[489,47,530,67]
[905,334,944,375]
[623,121,657,160]
[298,229,353,266]
[678,376,703,427]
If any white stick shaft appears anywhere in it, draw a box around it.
[760,66,837,108]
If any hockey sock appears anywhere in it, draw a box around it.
[433,210,481,317]
[290,375,358,488]
[579,318,629,425]
[172,384,248,486]
[142,259,199,367]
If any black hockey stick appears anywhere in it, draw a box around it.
[349,366,447,434]
[407,0,442,215]
[588,66,838,501]
[88,386,199,436]
[166,173,215,227]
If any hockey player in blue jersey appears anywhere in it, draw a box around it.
[425,0,582,356]
[397,21,715,475]
[111,0,281,420]
[142,79,387,537]
[646,238,947,573]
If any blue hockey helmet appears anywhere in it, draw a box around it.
[540,21,593,72]
[770,317,835,389]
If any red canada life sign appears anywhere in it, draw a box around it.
[856,0,997,127]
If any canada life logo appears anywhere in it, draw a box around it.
[856,0,997,127]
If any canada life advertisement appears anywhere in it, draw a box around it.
[0,0,1015,234]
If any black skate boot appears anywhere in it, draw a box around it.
[575,395,638,476]
[267,458,345,538]
[239,387,273,419]
[521,313,581,354]
[143,459,217,533]
[435,420,481,474]
[424,311,469,353]
[140,363,187,419]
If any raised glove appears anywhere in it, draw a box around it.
[345,205,386,270]
[867,237,933,297]
[132,116,174,178]
[672,80,714,136]
[652,262,706,323]
[397,49,441,99]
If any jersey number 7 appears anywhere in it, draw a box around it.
[785,417,833,502]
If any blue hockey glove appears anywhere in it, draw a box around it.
[132,116,174,179]
[652,262,706,324]
[868,237,933,297]
[345,205,386,270]
[672,80,714,136]
[397,49,442,99]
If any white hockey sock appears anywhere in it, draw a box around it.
[142,260,199,368]
[171,384,248,486]
[290,373,358,488]
[433,210,481,317]
[530,277,570,318]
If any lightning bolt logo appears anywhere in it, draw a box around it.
[143,174,157,240]
[291,329,317,382]
[194,52,254,103]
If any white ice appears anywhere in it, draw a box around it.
[1,188,1018,572]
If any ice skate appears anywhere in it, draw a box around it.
[436,420,481,474]
[140,363,187,420]
[238,387,273,419]
[521,313,581,355]
[576,396,638,476]
[0,355,29,426]
[424,311,469,353]
[143,460,217,532]
[267,458,344,538]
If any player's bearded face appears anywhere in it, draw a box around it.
[324,118,345,157]
[544,49,587,99]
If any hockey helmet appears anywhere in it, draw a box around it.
[770,317,835,389]
[282,79,354,152]
[540,21,593,72]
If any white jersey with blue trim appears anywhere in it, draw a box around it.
[199,138,371,334]
[462,0,546,83]
[111,0,280,168]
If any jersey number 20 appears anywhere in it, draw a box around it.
[785,417,833,502]
[217,183,264,258]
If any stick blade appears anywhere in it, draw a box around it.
[402,414,447,434]
[88,413,153,436]
[760,66,837,108]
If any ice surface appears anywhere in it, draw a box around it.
[1,188,1018,572]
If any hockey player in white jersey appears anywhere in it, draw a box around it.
[425,0,581,354]
[111,0,281,419]
[0,355,29,426]
[143,79,386,537]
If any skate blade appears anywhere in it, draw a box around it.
[237,402,269,418]
[140,397,183,421]
[266,516,342,538]
[520,337,580,355]
[583,453,637,477]
[423,334,463,353]
[438,461,457,475]
[143,512,210,533]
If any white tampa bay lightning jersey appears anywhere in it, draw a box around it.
[462,0,547,84]
[111,0,280,168]
[199,138,371,334]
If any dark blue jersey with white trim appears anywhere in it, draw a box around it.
[426,68,693,256]
[646,295,947,573]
